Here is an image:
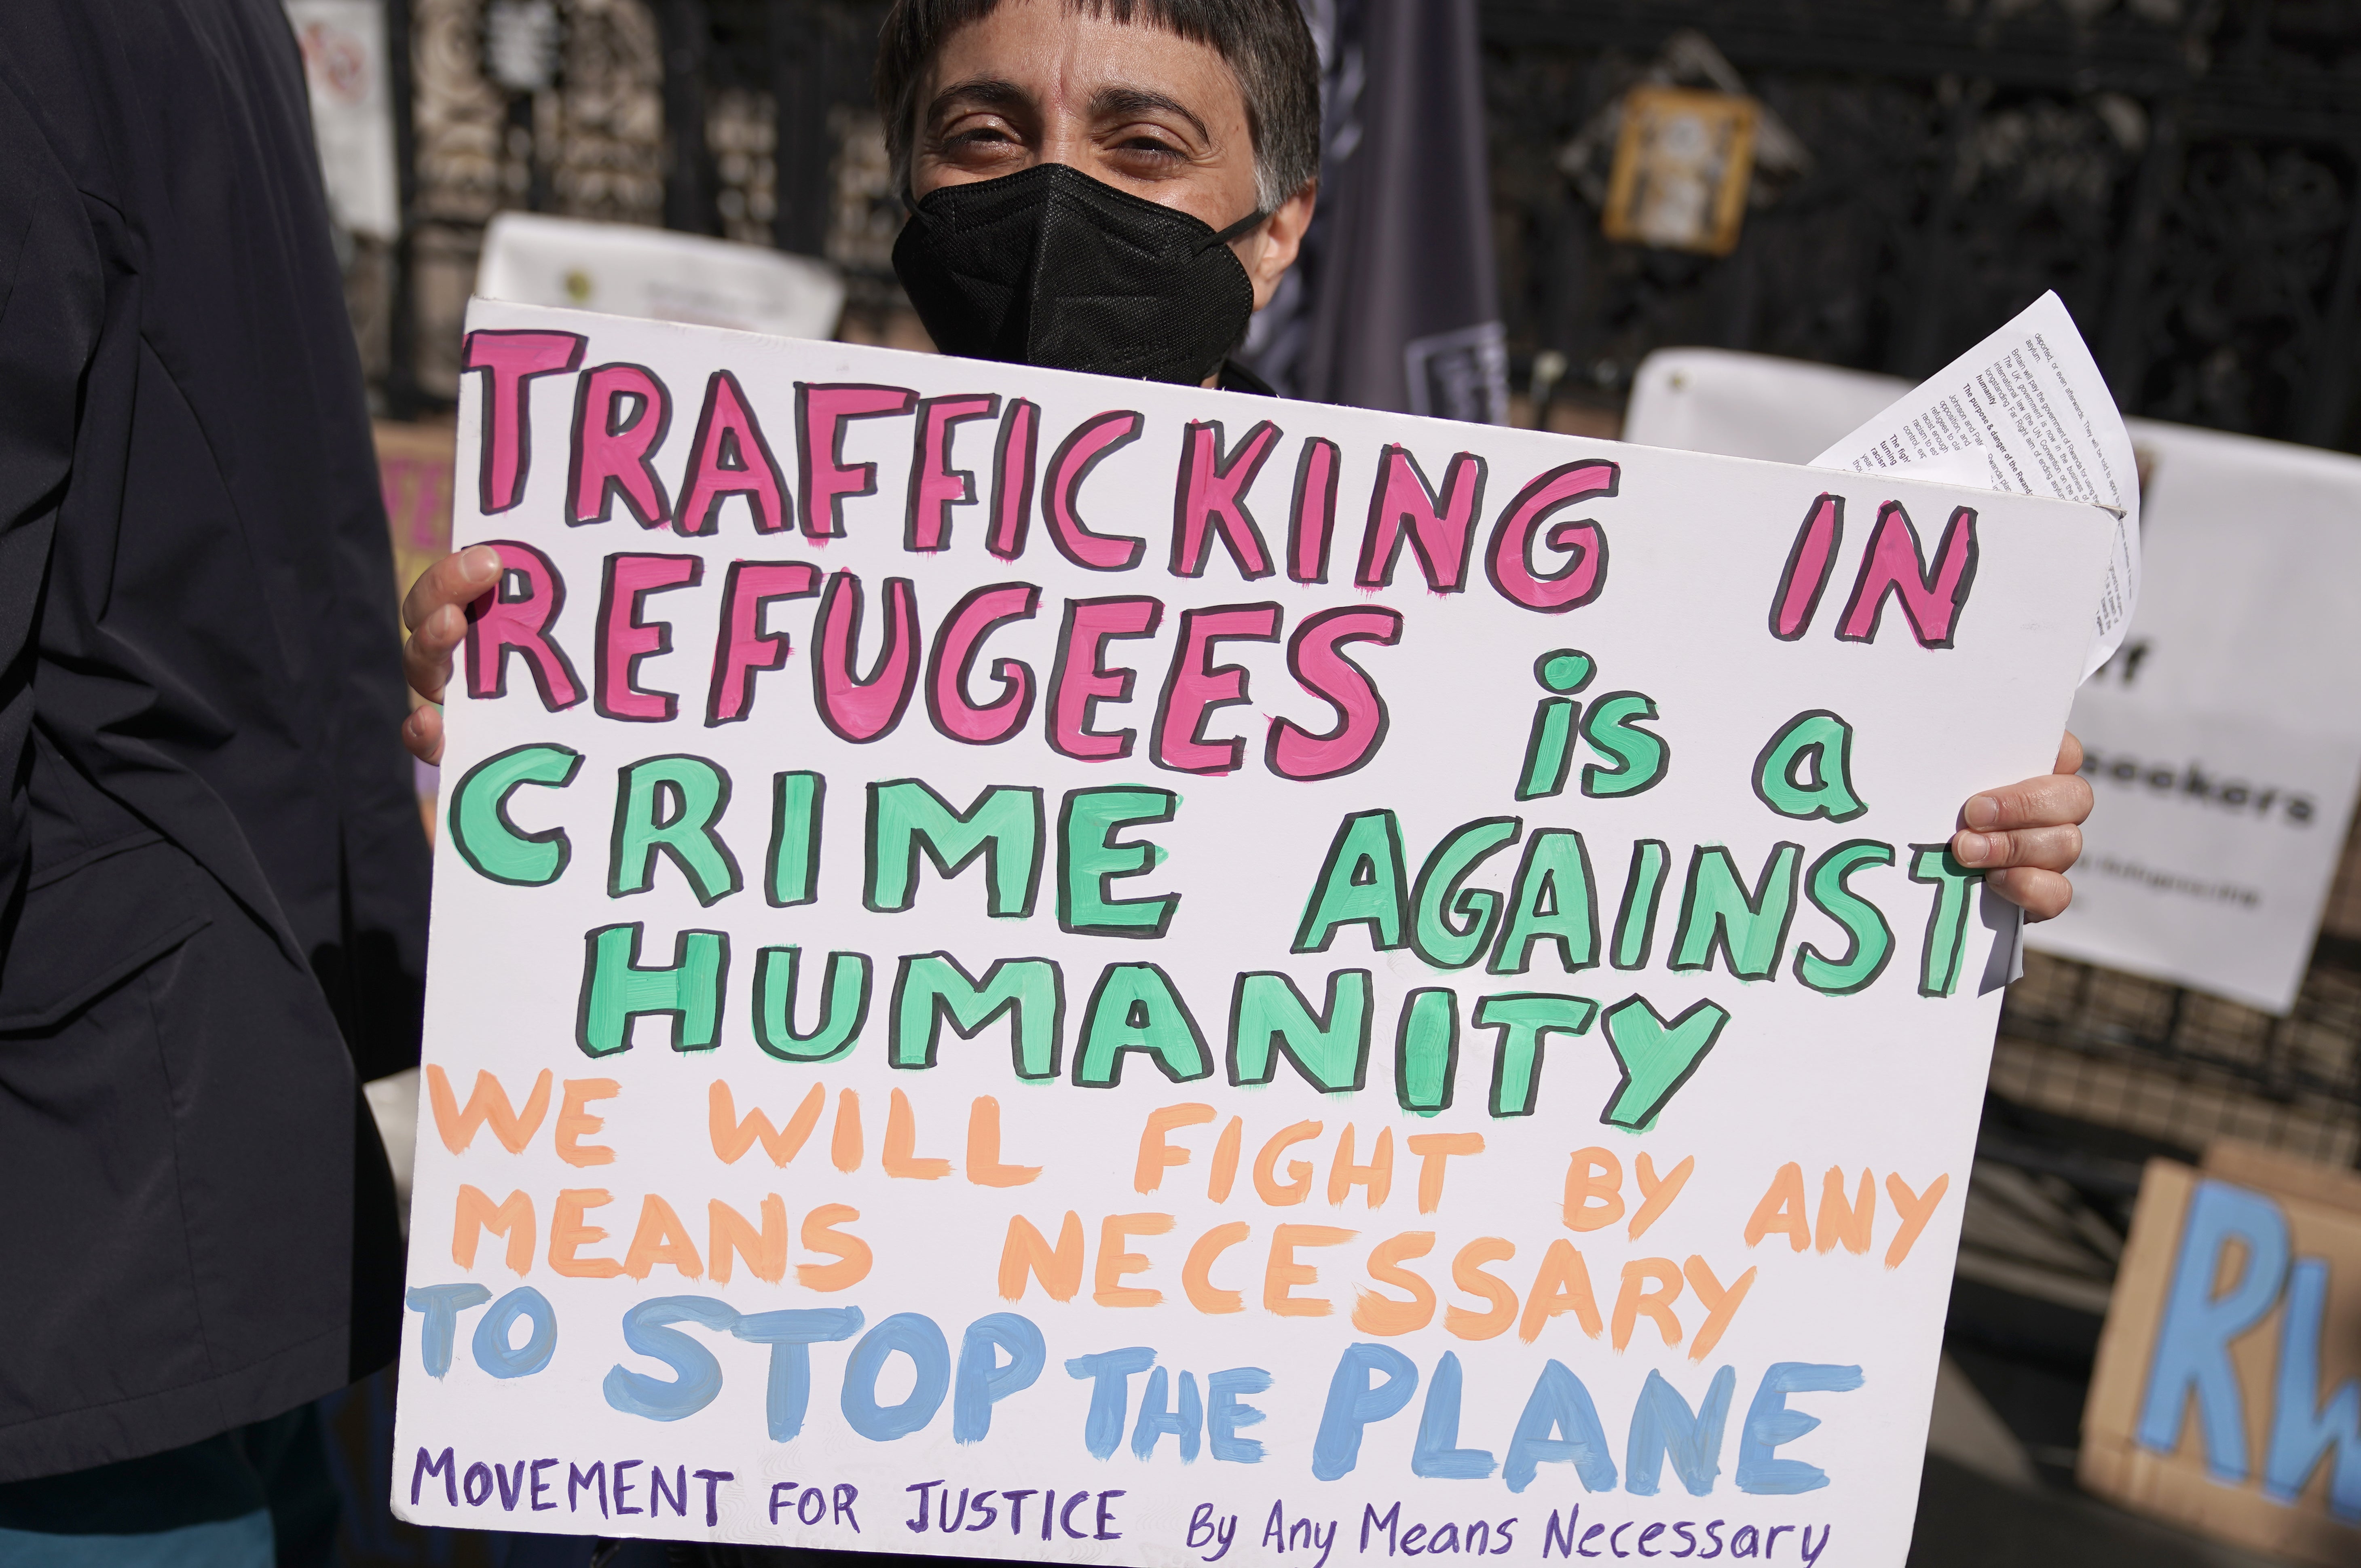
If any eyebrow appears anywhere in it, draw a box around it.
[1089,86,1210,144]
[922,76,1213,146]
[923,76,1030,129]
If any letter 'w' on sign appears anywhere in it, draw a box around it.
[1835,502,1980,649]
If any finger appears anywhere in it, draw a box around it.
[402,704,445,768]
[402,546,502,635]
[1962,770,2094,833]
[403,601,468,704]
[1954,822,2081,874]
[2055,730,2083,776]
[1984,865,2072,923]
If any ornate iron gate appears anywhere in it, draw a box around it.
[1484,0,2361,452]
[380,0,893,411]
[369,0,2361,1170]
[1479,0,2361,1176]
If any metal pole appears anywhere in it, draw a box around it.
[769,0,833,257]
[661,0,721,234]
[2297,143,2361,449]
[383,0,426,418]
[1888,77,1988,380]
[2098,99,2182,413]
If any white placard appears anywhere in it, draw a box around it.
[1625,348,2361,1014]
[478,213,847,342]
[393,300,2112,1564]
[286,0,401,240]
[1623,352,1898,469]
[2041,423,2361,1012]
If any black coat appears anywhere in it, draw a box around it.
[0,0,429,1481]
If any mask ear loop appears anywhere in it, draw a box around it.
[1203,209,1270,249]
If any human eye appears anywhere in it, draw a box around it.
[1104,125,1188,173]
[934,116,1025,169]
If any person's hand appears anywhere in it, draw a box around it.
[399,546,502,766]
[1953,732,2092,922]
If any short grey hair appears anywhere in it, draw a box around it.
[874,0,1321,214]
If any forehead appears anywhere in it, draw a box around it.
[923,0,1248,125]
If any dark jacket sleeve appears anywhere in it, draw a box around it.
[0,76,100,906]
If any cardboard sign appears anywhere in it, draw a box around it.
[392,301,2112,1563]
[2082,1150,2361,1566]
[376,419,457,606]
[376,417,458,825]
[1624,348,2361,1014]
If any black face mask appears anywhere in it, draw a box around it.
[892,162,1265,386]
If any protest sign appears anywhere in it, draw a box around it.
[1625,346,2361,1015]
[2036,423,2361,1013]
[2081,1150,2361,1566]
[377,420,458,612]
[393,300,2113,1564]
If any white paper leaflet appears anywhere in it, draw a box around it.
[1809,291,2140,676]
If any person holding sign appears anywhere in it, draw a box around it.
[389,6,2132,1564]
[0,0,425,1561]
[400,0,2090,919]
[876,0,1318,392]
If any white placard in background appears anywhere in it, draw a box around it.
[1625,346,2361,1013]
[2052,424,2361,1012]
[478,212,848,342]
[1624,352,1898,468]
[285,0,401,240]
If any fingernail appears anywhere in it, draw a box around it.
[1964,795,2001,830]
[464,545,502,579]
[1955,831,1989,865]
